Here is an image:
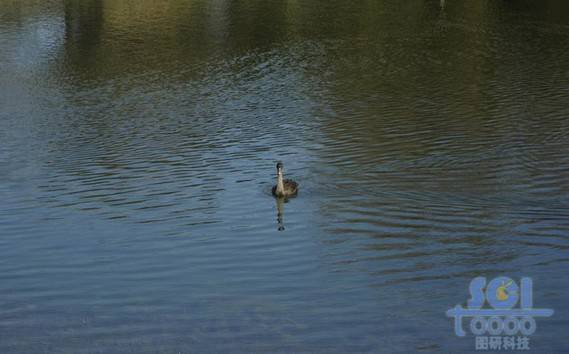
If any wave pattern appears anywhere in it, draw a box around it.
[1,0,569,353]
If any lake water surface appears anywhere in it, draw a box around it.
[1,0,568,352]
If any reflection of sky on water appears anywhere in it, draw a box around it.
[4,14,65,70]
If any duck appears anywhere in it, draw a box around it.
[272,162,298,198]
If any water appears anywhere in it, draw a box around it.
[1,0,568,352]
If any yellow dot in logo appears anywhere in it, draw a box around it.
[496,280,513,301]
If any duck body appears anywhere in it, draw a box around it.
[272,162,298,198]
[272,179,298,198]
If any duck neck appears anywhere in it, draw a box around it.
[276,172,285,195]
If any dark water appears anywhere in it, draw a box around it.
[1,0,569,352]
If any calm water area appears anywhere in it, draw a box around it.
[1,0,568,352]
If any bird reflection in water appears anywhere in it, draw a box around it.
[275,197,286,231]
